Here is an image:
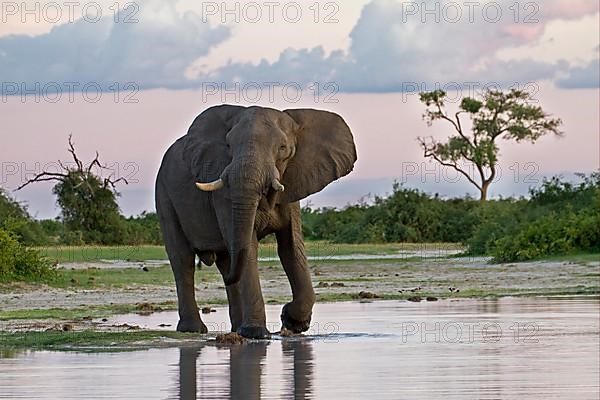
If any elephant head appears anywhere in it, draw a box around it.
[183,105,357,285]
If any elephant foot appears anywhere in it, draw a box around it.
[177,318,208,333]
[237,325,271,339]
[280,303,312,334]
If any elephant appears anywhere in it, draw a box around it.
[155,104,357,339]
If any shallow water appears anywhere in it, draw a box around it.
[61,248,465,269]
[1,297,598,399]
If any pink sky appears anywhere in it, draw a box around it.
[2,83,598,218]
[0,0,598,217]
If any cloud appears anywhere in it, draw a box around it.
[1,0,598,94]
[557,59,600,89]
[207,0,596,92]
[0,0,230,93]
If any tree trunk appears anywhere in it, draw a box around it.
[480,182,490,201]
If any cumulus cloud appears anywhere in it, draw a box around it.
[1,0,598,94]
[208,0,598,92]
[0,0,230,93]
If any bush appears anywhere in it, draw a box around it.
[483,173,600,262]
[302,184,480,244]
[0,190,49,245]
[0,228,56,282]
[121,212,163,245]
[492,209,600,262]
[302,174,599,262]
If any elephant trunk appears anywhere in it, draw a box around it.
[225,199,259,285]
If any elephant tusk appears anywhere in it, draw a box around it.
[272,179,285,192]
[196,179,224,192]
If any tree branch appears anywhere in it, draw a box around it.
[419,138,482,191]
[15,172,68,191]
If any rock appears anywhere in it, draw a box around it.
[330,282,345,287]
[358,291,378,299]
[216,332,245,345]
[316,282,330,288]
[407,296,422,302]
[426,296,439,301]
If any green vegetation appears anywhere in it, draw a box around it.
[33,242,459,264]
[0,302,178,321]
[473,174,600,262]
[0,330,198,350]
[418,89,562,200]
[36,244,168,263]
[0,189,48,245]
[303,174,599,263]
[0,227,56,283]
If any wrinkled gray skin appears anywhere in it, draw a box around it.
[156,105,357,339]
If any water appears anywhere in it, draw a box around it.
[1,297,598,399]
[60,248,465,269]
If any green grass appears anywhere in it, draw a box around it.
[0,330,201,350]
[34,242,463,264]
[35,245,168,263]
[47,265,221,289]
[0,302,178,321]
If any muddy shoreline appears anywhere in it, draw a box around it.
[1,254,598,333]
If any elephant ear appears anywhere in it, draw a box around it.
[281,109,357,203]
[183,105,246,182]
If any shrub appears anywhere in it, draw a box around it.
[0,189,49,245]
[0,228,56,282]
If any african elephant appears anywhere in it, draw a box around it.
[155,105,357,338]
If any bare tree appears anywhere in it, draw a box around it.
[17,135,128,244]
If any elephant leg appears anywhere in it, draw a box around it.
[236,234,270,339]
[215,251,243,332]
[276,202,316,333]
[159,200,207,333]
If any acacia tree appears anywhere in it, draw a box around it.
[17,136,128,244]
[418,89,562,201]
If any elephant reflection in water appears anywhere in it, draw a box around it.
[176,340,314,399]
